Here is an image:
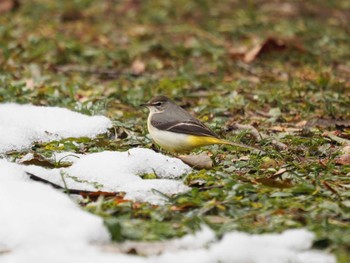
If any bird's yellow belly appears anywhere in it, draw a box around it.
[149,127,192,152]
[148,123,223,153]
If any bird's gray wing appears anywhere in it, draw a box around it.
[151,119,219,138]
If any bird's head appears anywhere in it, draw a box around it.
[141,96,172,113]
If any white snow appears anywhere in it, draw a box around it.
[0,162,336,263]
[0,159,111,262]
[0,103,336,263]
[151,228,336,263]
[0,103,112,153]
[25,148,192,205]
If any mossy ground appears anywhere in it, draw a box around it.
[0,0,349,261]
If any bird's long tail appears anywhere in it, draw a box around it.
[219,139,262,152]
[188,135,262,152]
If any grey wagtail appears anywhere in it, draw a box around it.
[141,96,257,153]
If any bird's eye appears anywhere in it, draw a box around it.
[154,102,163,107]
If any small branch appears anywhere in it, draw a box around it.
[26,172,122,198]
[198,184,224,191]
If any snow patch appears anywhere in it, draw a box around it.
[25,148,192,205]
[0,103,112,153]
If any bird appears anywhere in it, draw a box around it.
[141,95,257,153]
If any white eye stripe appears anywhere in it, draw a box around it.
[151,102,163,106]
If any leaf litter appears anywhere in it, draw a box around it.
[1,0,350,262]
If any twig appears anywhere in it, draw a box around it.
[198,185,224,191]
[26,172,122,198]
[322,180,340,198]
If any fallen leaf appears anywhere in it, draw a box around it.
[306,119,350,129]
[188,179,206,187]
[25,79,35,90]
[60,9,83,22]
[269,126,286,132]
[335,154,350,165]
[322,181,339,196]
[323,131,350,145]
[295,120,308,127]
[178,153,213,169]
[131,59,146,75]
[260,157,281,169]
[270,126,301,133]
[239,155,250,161]
[229,37,305,63]
[170,203,198,211]
[119,0,141,13]
[19,153,71,168]
[341,146,350,154]
[256,178,293,188]
[260,2,298,17]
[269,168,287,178]
[267,107,282,123]
[0,0,19,14]
[228,46,247,60]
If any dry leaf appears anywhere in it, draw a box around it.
[25,79,35,90]
[341,146,350,154]
[239,155,250,161]
[323,131,350,145]
[229,37,305,63]
[244,37,288,63]
[295,120,308,127]
[0,0,19,14]
[19,153,65,168]
[178,153,213,169]
[306,119,350,129]
[131,59,145,75]
[256,178,293,188]
[335,154,350,165]
[270,168,287,178]
[228,46,247,60]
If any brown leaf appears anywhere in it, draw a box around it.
[269,168,287,178]
[119,0,141,13]
[170,203,197,211]
[19,153,71,168]
[335,154,350,165]
[323,131,350,145]
[187,179,206,187]
[60,9,83,22]
[306,119,350,129]
[341,146,350,154]
[0,0,19,14]
[322,181,339,196]
[256,178,293,188]
[178,153,213,169]
[229,37,305,63]
[79,191,123,200]
[228,46,247,60]
[244,37,287,63]
[131,59,146,75]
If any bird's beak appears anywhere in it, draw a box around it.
[140,103,150,107]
